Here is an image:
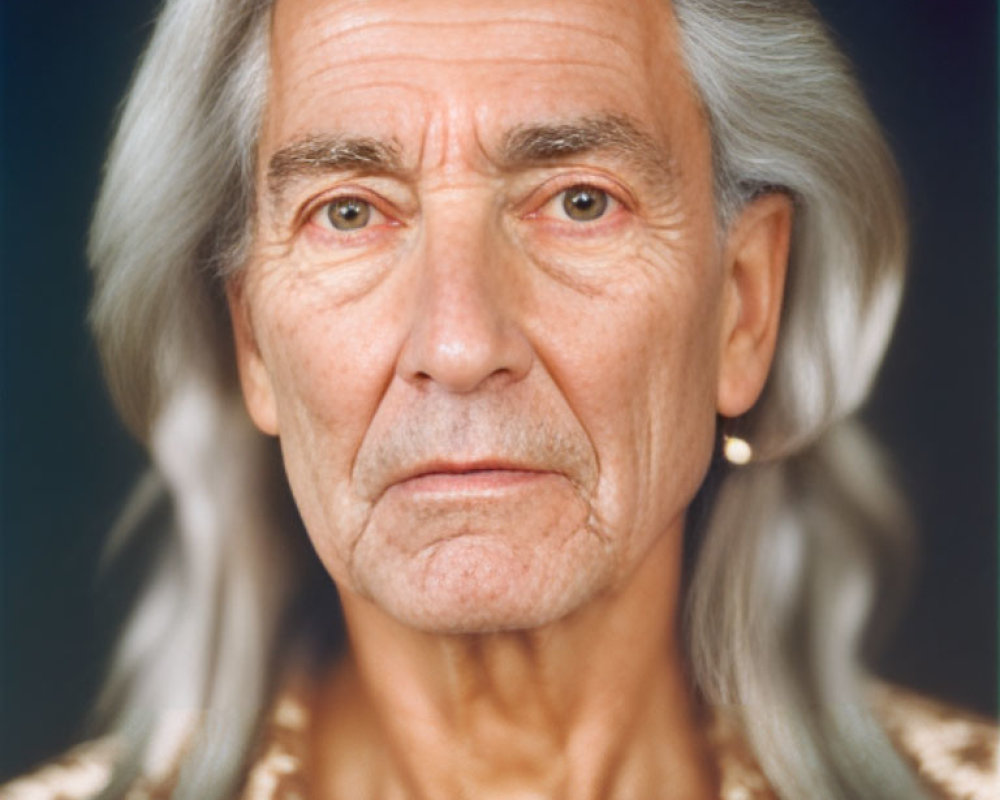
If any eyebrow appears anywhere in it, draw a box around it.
[267,134,405,200]
[498,113,676,181]
[264,113,675,208]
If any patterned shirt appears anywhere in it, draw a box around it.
[2,682,996,799]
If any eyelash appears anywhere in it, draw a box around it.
[300,177,630,239]
[308,193,393,237]
[536,184,623,225]
[523,173,633,228]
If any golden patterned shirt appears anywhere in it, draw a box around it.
[2,683,996,799]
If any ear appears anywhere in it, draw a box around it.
[716,192,793,418]
[226,277,280,436]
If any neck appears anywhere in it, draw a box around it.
[310,532,717,800]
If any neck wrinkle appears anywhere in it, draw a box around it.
[312,530,718,800]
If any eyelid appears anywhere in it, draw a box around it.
[297,184,402,233]
[520,173,635,221]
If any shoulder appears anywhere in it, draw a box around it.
[0,740,119,800]
[0,717,193,800]
[873,683,999,800]
[0,683,313,800]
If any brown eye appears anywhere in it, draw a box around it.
[326,197,371,230]
[562,185,608,221]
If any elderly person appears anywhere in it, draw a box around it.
[3,0,996,798]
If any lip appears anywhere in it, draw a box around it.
[384,460,555,497]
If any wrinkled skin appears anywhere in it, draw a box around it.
[229,0,790,796]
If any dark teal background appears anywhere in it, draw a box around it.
[1,0,996,779]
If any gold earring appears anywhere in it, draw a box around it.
[722,435,753,466]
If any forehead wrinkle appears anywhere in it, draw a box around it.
[298,54,633,77]
[283,12,645,90]
[305,15,635,58]
[266,134,406,206]
[498,113,678,184]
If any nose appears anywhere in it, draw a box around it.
[396,209,533,393]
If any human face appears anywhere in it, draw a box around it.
[232,0,729,633]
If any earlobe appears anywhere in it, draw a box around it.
[716,192,793,418]
[225,278,280,436]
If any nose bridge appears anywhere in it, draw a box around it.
[397,192,532,393]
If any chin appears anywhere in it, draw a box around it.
[353,532,615,634]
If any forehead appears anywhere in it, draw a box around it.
[264,0,703,163]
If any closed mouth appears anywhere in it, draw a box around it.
[388,461,553,495]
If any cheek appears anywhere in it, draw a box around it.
[259,293,373,444]
[247,270,403,568]
[535,248,723,557]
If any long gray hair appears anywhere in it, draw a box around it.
[88,0,927,797]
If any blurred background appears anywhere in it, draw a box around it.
[1,0,996,779]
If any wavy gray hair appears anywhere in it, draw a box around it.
[88,0,927,797]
